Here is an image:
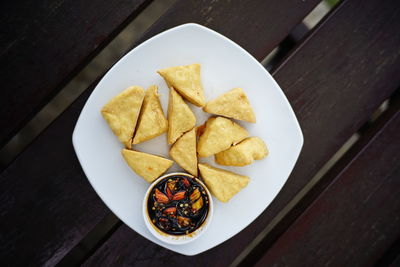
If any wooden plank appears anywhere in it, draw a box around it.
[0,0,322,265]
[0,0,320,150]
[0,86,111,266]
[134,0,321,61]
[391,255,400,267]
[255,97,400,266]
[239,100,400,266]
[375,238,400,267]
[0,0,152,148]
[83,0,400,265]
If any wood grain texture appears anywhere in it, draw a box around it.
[375,237,400,267]
[240,0,400,263]
[391,255,400,267]
[0,0,321,265]
[134,0,321,61]
[0,0,152,148]
[83,0,400,266]
[255,98,400,267]
[0,87,110,266]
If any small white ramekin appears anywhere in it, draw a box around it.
[142,172,213,245]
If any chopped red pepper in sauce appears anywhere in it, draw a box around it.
[147,175,209,235]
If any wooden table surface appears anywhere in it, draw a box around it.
[1,0,399,266]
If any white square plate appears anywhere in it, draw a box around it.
[73,23,303,255]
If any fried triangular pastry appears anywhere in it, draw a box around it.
[132,85,168,144]
[121,149,173,183]
[198,163,249,202]
[215,137,268,166]
[158,64,205,107]
[204,88,256,123]
[167,87,196,144]
[170,128,197,176]
[197,116,248,157]
[101,86,145,148]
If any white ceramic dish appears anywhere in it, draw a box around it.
[143,172,213,245]
[72,23,303,255]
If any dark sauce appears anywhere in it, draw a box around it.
[147,175,209,235]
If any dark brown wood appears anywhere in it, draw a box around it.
[0,0,322,265]
[83,224,173,266]
[0,86,111,266]
[375,237,400,267]
[0,0,152,148]
[0,83,109,266]
[390,255,400,267]
[134,0,321,61]
[255,98,400,267]
[241,91,400,266]
[83,0,400,265]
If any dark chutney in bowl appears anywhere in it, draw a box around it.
[147,174,210,236]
